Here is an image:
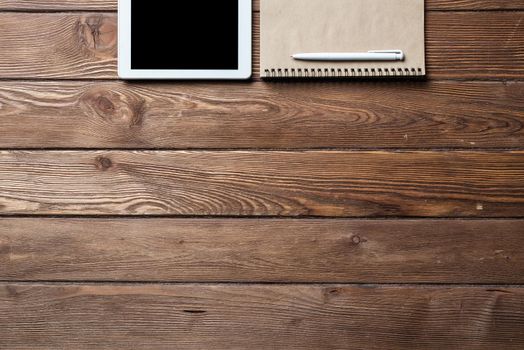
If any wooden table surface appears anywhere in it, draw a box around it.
[1,1,523,349]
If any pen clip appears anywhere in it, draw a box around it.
[368,50,405,60]
[368,50,404,54]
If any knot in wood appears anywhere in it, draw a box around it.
[80,88,145,128]
[96,95,115,113]
[95,156,113,171]
[76,15,117,59]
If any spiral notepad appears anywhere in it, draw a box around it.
[260,0,426,79]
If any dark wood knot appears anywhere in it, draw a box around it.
[80,87,145,128]
[96,96,115,113]
[95,156,113,171]
[76,15,117,58]
[351,235,362,245]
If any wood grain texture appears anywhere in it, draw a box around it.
[2,218,523,283]
[428,0,524,9]
[0,12,522,79]
[1,0,523,11]
[2,283,524,349]
[425,11,524,79]
[1,80,523,149]
[0,13,117,79]
[0,1,522,348]
[0,0,115,11]
[1,151,524,217]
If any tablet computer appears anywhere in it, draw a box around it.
[118,0,252,80]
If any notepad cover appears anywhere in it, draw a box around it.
[260,0,425,78]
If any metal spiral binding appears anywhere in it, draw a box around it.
[264,67,424,78]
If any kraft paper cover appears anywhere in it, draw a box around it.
[260,0,425,78]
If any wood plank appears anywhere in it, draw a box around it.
[0,12,522,79]
[425,11,524,79]
[1,151,524,217]
[2,218,524,283]
[1,0,523,11]
[0,0,115,11]
[0,13,117,79]
[428,0,524,10]
[1,283,524,349]
[1,80,523,149]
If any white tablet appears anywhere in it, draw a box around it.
[118,0,252,80]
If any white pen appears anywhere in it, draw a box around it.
[292,50,405,61]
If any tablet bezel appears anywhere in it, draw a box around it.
[118,0,252,80]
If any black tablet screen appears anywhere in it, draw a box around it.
[131,1,239,70]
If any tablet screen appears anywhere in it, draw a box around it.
[131,1,239,70]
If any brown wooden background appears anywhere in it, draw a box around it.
[1,1,524,349]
